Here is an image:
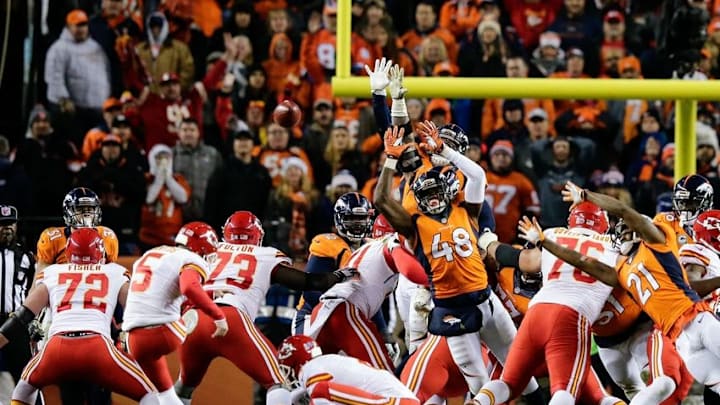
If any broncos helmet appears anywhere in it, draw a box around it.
[334,192,375,242]
[673,174,714,226]
[438,123,469,154]
[412,167,452,215]
[397,143,423,173]
[63,187,102,228]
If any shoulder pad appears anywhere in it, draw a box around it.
[309,234,350,259]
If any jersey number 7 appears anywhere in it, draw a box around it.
[57,273,108,312]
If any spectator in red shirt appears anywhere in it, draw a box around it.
[504,0,563,51]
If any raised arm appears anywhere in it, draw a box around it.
[563,181,665,245]
[374,127,415,240]
[518,216,619,287]
[478,232,541,273]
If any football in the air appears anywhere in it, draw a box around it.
[272,99,302,128]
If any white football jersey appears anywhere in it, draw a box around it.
[395,274,423,324]
[679,243,720,310]
[320,235,401,318]
[299,354,416,399]
[40,262,129,338]
[203,242,291,321]
[123,246,209,330]
[531,227,618,322]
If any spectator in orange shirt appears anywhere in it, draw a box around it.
[425,98,452,127]
[139,143,190,250]
[300,3,338,85]
[606,55,647,146]
[352,22,382,75]
[263,33,301,96]
[439,0,483,40]
[550,48,589,115]
[253,122,313,187]
[82,97,123,161]
[485,140,540,243]
[401,1,458,64]
[481,56,556,138]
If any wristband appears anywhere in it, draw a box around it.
[384,158,398,170]
[536,239,544,248]
[391,98,407,118]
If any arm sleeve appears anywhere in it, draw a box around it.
[300,256,337,307]
[390,248,429,286]
[179,269,224,320]
[440,147,487,203]
[371,310,388,335]
[478,199,496,232]
[373,94,391,137]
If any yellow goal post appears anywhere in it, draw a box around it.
[330,0,720,182]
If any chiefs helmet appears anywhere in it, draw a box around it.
[278,335,323,385]
[63,187,102,228]
[66,228,105,264]
[334,193,375,243]
[673,174,714,226]
[372,214,395,238]
[175,222,219,261]
[568,201,609,234]
[438,123,469,154]
[412,167,452,215]
[694,210,720,254]
[223,211,264,245]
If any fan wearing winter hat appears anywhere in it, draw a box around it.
[139,144,191,249]
[697,121,720,180]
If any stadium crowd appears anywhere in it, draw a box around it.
[2,0,720,404]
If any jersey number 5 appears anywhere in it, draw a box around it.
[431,228,474,261]
[58,273,108,312]
[131,252,164,292]
[548,237,603,283]
[208,252,258,289]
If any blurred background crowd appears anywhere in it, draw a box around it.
[0,0,718,261]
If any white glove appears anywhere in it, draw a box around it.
[477,231,499,252]
[385,342,401,366]
[212,318,229,338]
[562,181,586,210]
[517,216,544,245]
[388,64,407,100]
[364,57,392,96]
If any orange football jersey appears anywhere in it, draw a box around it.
[485,171,539,243]
[616,221,706,339]
[36,226,119,265]
[592,286,644,338]
[412,205,487,299]
[295,233,353,311]
[401,159,466,213]
[652,212,692,247]
[493,266,534,324]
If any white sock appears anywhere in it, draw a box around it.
[266,385,292,405]
[473,380,510,405]
[549,390,575,405]
[711,381,720,394]
[600,396,627,405]
[521,377,539,395]
[630,375,675,405]
[157,387,184,404]
[139,392,162,405]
